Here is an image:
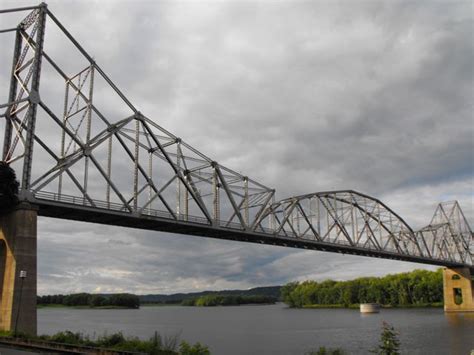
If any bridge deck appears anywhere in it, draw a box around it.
[33,195,469,270]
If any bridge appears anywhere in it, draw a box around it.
[0,3,473,335]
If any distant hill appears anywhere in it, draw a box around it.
[139,286,281,304]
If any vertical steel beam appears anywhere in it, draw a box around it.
[106,136,112,207]
[148,150,153,213]
[184,175,189,221]
[377,203,383,243]
[76,74,80,113]
[244,177,249,225]
[270,194,275,231]
[176,140,181,216]
[213,168,219,223]
[58,79,69,195]
[351,201,356,244]
[354,204,359,244]
[3,28,23,161]
[133,117,140,211]
[83,65,94,198]
[316,197,321,237]
[296,205,300,234]
[325,199,330,240]
[21,3,46,190]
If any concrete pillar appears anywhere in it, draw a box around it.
[0,204,37,335]
[443,267,474,312]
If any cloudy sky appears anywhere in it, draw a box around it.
[0,0,472,295]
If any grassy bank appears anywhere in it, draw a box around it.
[0,330,209,355]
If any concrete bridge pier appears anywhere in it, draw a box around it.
[0,204,37,335]
[443,267,474,312]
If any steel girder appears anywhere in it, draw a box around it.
[257,191,473,266]
[418,201,473,265]
[0,5,472,268]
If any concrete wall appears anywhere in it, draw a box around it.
[0,204,37,334]
[443,267,474,312]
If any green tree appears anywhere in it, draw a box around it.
[108,293,140,308]
[281,269,444,308]
[0,162,19,212]
[371,322,400,355]
[89,295,107,307]
[281,281,299,307]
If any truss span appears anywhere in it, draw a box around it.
[258,191,473,267]
[0,4,472,269]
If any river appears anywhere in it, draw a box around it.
[38,304,474,355]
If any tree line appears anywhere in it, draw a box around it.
[281,269,443,308]
[182,294,277,306]
[37,293,140,308]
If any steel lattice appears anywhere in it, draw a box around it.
[1,4,472,269]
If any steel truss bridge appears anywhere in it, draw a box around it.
[1,4,472,270]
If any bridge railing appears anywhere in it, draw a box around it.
[32,189,472,266]
[33,190,251,231]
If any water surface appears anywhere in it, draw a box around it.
[39,304,474,354]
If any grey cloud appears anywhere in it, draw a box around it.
[1,0,472,294]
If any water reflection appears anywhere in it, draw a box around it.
[38,305,474,355]
[445,312,474,325]
[445,312,474,355]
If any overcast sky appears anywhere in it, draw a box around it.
[0,0,472,295]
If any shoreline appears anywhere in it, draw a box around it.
[37,304,138,310]
[38,302,444,310]
[301,302,443,309]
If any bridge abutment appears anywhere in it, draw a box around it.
[443,267,474,312]
[0,204,37,335]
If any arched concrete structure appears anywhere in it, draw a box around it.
[0,204,37,335]
[443,267,474,312]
